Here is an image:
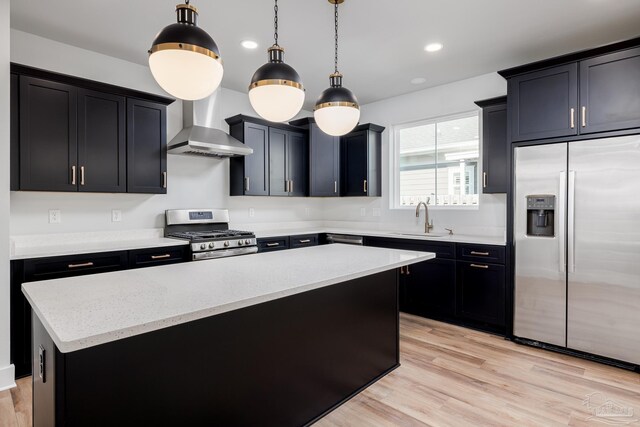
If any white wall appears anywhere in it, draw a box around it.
[323,73,508,237]
[0,0,14,391]
[9,30,322,235]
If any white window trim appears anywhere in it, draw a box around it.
[389,110,481,211]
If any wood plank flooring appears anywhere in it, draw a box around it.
[1,313,638,426]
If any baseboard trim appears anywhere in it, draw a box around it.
[0,364,16,392]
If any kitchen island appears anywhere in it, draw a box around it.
[23,244,435,427]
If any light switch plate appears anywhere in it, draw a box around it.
[48,210,61,224]
[360,208,366,217]
[373,208,381,217]
[249,208,255,218]
[112,210,122,222]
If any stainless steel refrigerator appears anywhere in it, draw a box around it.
[514,136,640,365]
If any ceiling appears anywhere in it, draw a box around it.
[10,0,640,109]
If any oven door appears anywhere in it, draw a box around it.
[192,246,258,261]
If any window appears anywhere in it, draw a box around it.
[393,112,480,208]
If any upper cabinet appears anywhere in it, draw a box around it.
[10,64,173,194]
[227,115,308,197]
[341,124,384,197]
[290,118,340,197]
[475,96,507,194]
[500,38,640,142]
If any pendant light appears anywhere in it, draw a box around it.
[314,0,360,137]
[149,1,224,100]
[249,0,305,123]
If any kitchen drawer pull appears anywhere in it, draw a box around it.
[151,254,171,260]
[290,180,294,193]
[406,265,411,275]
[470,251,490,256]
[334,181,338,193]
[162,172,168,189]
[68,262,94,269]
[244,177,250,192]
[483,172,487,188]
[80,166,85,186]
[581,106,587,128]
[71,166,77,185]
[570,108,575,129]
[298,239,311,244]
[266,242,280,247]
[363,179,368,193]
[400,266,405,275]
[470,264,489,269]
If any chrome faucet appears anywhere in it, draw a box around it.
[415,200,434,234]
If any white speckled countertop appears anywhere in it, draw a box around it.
[22,244,435,353]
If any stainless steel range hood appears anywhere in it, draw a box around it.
[168,101,253,158]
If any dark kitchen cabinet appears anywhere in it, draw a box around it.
[257,236,290,253]
[341,124,384,197]
[475,96,507,194]
[290,118,340,197]
[10,74,19,191]
[290,234,319,248]
[456,261,506,328]
[287,131,308,197]
[509,64,578,142]
[127,98,167,194]
[78,89,126,192]
[229,121,270,196]
[268,128,307,197]
[128,246,187,268]
[18,76,78,191]
[579,47,640,134]
[403,258,456,320]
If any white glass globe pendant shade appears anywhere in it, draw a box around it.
[314,104,360,137]
[149,3,224,101]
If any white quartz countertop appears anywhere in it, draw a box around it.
[22,245,435,353]
[254,228,506,246]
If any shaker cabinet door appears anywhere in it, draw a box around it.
[288,131,308,197]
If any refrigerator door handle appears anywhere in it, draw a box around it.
[558,171,567,273]
[568,170,576,273]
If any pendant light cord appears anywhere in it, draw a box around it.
[334,1,339,73]
[274,0,279,47]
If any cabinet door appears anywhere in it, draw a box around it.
[404,258,456,319]
[78,89,126,192]
[481,103,508,193]
[10,74,19,191]
[342,130,368,196]
[310,126,340,197]
[510,64,578,142]
[127,99,167,194]
[19,76,78,191]
[288,131,307,197]
[580,47,640,134]
[243,123,270,196]
[456,261,505,327]
[269,128,289,196]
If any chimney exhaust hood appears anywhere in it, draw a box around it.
[167,101,253,158]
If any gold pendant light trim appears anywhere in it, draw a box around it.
[314,101,359,111]
[176,3,198,13]
[249,79,305,91]
[149,43,223,64]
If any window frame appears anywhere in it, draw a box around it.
[390,110,481,210]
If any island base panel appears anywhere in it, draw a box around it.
[33,269,399,427]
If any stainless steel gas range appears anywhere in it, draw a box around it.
[165,209,257,261]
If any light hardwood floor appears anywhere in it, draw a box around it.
[1,313,638,427]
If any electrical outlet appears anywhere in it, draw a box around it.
[360,208,366,217]
[305,207,311,217]
[48,210,61,224]
[373,208,381,217]
[112,210,122,222]
[249,208,255,218]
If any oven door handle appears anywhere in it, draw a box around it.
[192,246,258,261]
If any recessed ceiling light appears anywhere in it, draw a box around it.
[411,77,427,85]
[241,40,258,50]
[425,43,443,53]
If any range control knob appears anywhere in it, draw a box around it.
[200,244,206,250]
[238,240,244,246]
[245,239,251,245]
[223,241,230,247]
[209,243,215,249]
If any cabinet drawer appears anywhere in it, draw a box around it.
[257,237,290,253]
[456,261,506,329]
[23,251,128,282]
[365,236,455,259]
[128,246,187,268]
[290,234,319,249]
[457,244,505,264]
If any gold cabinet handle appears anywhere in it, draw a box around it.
[581,106,586,128]
[570,108,575,129]
[470,264,489,269]
[162,172,167,189]
[363,179,368,193]
[483,172,487,188]
[71,166,76,185]
[470,251,490,256]
[334,181,338,194]
[400,266,405,275]
[298,239,311,244]
[151,254,171,260]
[406,265,411,275]
[266,242,280,247]
[244,177,250,192]
[68,262,94,269]
[80,166,85,186]
[290,180,294,193]
[285,180,289,193]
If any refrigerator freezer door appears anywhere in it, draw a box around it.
[514,143,568,347]
[567,136,640,365]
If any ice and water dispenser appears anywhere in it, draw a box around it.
[526,195,555,237]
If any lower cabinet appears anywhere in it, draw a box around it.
[257,237,290,253]
[456,261,506,330]
[290,234,319,249]
[128,246,187,268]
[402,258,456,320]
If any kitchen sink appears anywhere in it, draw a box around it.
[391,232,450,238]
